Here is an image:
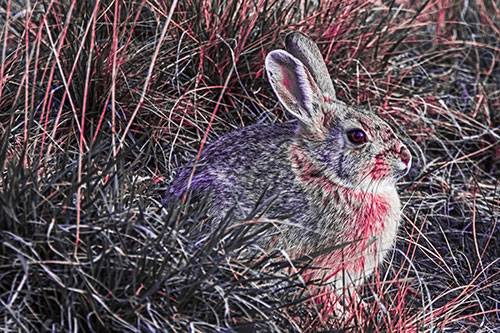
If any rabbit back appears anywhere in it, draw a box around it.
[166,121,350,251]
[168,122,304,216]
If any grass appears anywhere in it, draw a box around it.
[1,0,499,331]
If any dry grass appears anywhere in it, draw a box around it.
[0,0,499,331]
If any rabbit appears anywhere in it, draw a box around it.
[166,32,412,290]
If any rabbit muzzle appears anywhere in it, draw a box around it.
[395,143,412,177]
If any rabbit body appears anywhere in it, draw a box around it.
[167,33,411,288]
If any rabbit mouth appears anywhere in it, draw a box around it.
[395,160,411,177]
[371,149,412,181]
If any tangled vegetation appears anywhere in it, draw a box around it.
[1,0,499,331]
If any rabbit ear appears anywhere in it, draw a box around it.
[285,32,336,101]
[266,50,326,132]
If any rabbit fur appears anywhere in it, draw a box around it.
[166,32,412,289]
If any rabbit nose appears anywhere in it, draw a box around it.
[398,145,411,166]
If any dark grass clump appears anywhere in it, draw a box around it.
[0,139,327,331]
[1,0,500,331]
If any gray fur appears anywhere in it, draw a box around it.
[285,32,336,100]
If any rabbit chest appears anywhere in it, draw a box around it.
[290,144,402,283]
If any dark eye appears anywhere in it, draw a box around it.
[347,129,368,145]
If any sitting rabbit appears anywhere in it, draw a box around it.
[167,32,411,289]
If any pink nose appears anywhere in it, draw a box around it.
[399,146,411,166]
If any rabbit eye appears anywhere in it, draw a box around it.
[347,129,367,145]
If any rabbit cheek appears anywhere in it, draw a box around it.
[369,157,390,181]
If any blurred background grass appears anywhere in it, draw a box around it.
[0,0,499,331]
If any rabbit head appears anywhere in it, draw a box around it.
[265,33,411,193]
